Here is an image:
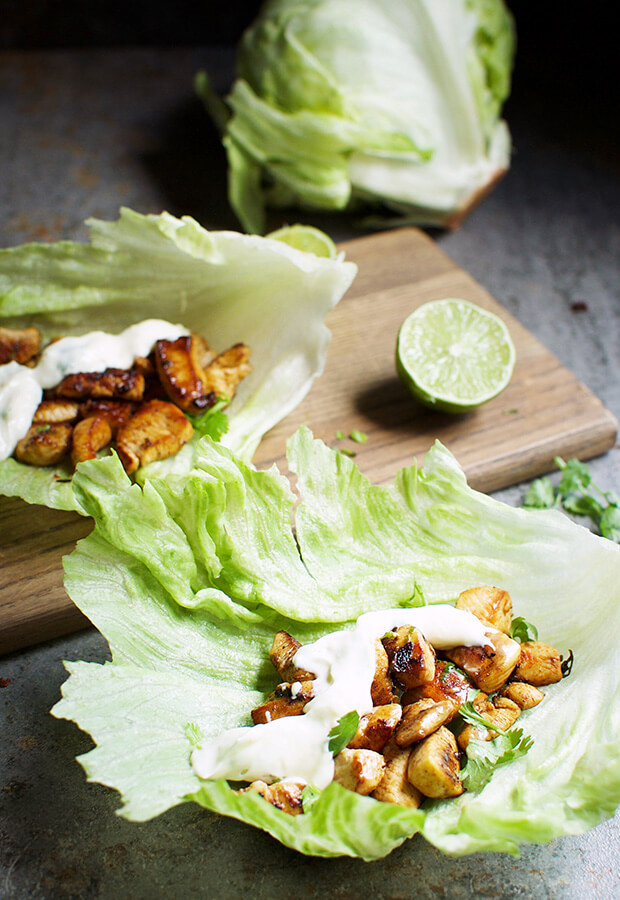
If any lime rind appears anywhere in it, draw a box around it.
[266,224,337,259]
[396,298,516,413]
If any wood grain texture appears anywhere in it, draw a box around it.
[0,228,616,656]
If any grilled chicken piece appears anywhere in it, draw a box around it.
[497,681,545,710]
[456,585,513,634]
[193,333,216,369]
[53,367,145,401]
[239,780,305,816]
[333,749,385,795]
[251,680,316,724]
[401,659,472,708]
[371,639,398,705]
[14,422,73,466]
[115,399,193,474]
[0,326,41,365]
[510,641,565,686]
[201,343,252,401]
[406,726,464,799]
[371,739,423,808]
[269,631,315,683]
[347,704,402,753]
[395,698,458,747]
[383,626,436,689]
[71,415,113,465]
[457,696,521,750]
[154,335,217,413]
[443,631,521,693]
[32,399,80,424]
[78,399,136,434]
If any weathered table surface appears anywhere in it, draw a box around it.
[1,46,619,900]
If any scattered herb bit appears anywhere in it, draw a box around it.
[338,448,357,458]
[349,430,368,444]
[460,729,534,792]
[334,430,345,441]
[459,699,505,734]
[523,456,620,542]
[186,396,230,442]
[300,784,321,811]
[36,424,51,433]
[509,616,538,643]
[502,408,519,415]
[184,722,204,749]
[327,711,360,755]
[439,660,467,683]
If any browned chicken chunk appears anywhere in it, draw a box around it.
[511,640,566,686]
[401,659,472,708]
[0,326,41,365]
[32,399,80,424]
[347,704,402,753]
[154,335,217,413]
[497,681,545,710]
[53,367,145,401]
[371,639,398,705]
[239,780,305,816]
[395,698,458,747]
[201,343,252,400]
[251,681,316,724]
[333,749,385,795]
[71,415,113,465]
[383,626,436,689]
[456,585,513,634]
[443,631,521,693]
[14,422,73,466]
[269,631,316,682]
[115,399,193,474]
[78,399,136,434]
[406,726,464,799]
[371,738,422,808]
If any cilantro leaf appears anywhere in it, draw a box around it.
[186,396,230,442]
[523,477,556,509]
[459,700,505,734]
[522,456,619,544]
[460,729,534,792]
[327,711,360,755]
[349,430,368,444]
[509,616,538,643]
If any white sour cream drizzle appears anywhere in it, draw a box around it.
[0,319,188,460]
[191,605,493,790]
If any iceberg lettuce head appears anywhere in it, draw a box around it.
[198,0,516,233]
[52,427,620,860]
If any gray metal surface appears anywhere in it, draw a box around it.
[1,47,619,899]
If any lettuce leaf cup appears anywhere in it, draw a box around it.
[0,209,356,510]
[52,427,620,860]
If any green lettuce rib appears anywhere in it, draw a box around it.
[53,427,620,859]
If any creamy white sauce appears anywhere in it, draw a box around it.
[191,605,493,790]
[0,319,188,460]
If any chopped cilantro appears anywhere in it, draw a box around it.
[509,616,538,643]
[349,430,368,444]
[186,396,230,442]
[327,711,360,755]
[460,728,534,792]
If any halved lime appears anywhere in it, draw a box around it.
[396,298,516,413]
[266,224,337,259]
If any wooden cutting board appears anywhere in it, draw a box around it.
[0,228,616,656]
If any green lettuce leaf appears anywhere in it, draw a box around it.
[52,427,620,860]
[197,0,515,233]
[0,208,356,510]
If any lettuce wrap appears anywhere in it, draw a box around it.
[52,427,620,860]
[0,209,356,510]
